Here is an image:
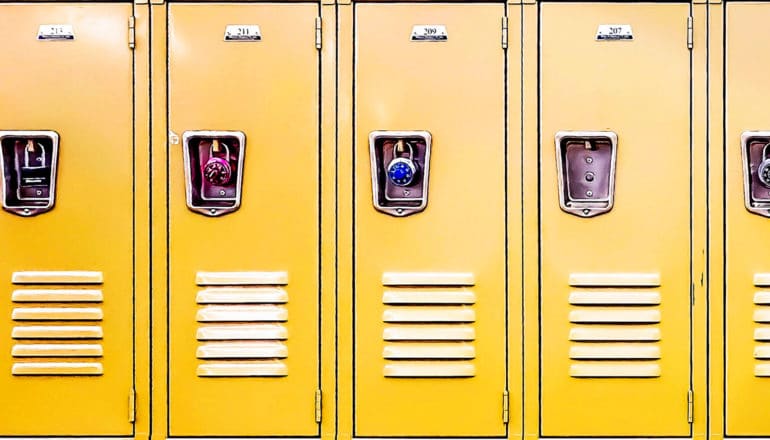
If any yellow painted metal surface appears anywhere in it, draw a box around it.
[166,3,320,436]
[0,3,135,436]
[540,3,692,436]
[354,3,506,436]
[724,3,770,435]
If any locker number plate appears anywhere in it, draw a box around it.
[595,24,633,41]
[411,25,448,42]
[224,25,262,42]
[37,25,74,41]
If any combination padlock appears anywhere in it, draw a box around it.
[202,139,233,186]
[386,140,418,187]
[18,139,51,200]
[758,143,770,188]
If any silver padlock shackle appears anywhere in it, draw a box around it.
[763,142,770,161]
[209,139,231,159]
[24,139,46,168]
[393,139,414,160]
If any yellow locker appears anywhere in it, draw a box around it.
[353,3,507,436]
[724,2,770,434]
[165,3,321,436]
[539,3,692,436]
[0,3,135,435]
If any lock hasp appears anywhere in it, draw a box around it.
[555,130,617,218]
[182,130,245,217]
[0,130,59,216]
[369,130,431,217]
[741,131,770,217]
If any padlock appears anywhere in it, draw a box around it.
[758,143,770,188]
[386,140,418,187]
[18,139,51,200]
[202,139,233,186]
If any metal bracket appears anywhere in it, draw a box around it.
[315,390,322,423]
[128,16,136,50]
[128,389,136,423]
[501,16,508,50]
[502,390,510,424]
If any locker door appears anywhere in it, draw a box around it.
[167,3,321,436]
[354,3,507,436]
[724,3,770,435]
[0,4,135,435]
[540,3,692,436]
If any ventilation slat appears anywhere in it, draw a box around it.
[755,363,770,377]
[383,307,475,323]
[12,362,103,375]
[12,307,103,321]
[12,289,103,302]
[383,325,475,341]
[755,310,770,323]
[12,325,103,339]
[382,272,475,287]
[755,345,770,359]
[569,291,661,305]
[12,271,103,284]
[196,324,288,341]
[570,362,661,378]
[196,287,288,304]
[569,344,660,360]
[755,274,770,287]
[382,290,476,305]
[569,272,660,287]
[755,328,770,341]
[197,361,288,377]
[197,305,288,322]
[755,292,770,305]
[12,344,103,357]
[569,309,660,324]
[197,342,288,359]
[196,271,288,286]
[383,361,475,377]
[383,343,475,359]
[570,326,661,342]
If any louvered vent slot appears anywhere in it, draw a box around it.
[381,272,476,378]
[752,277,770,377]
[568,272,662,378]
[11,271,104,376]
[195,272,289,377]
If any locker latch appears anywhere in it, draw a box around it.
[0,131,59,216]
[555,131,618,217]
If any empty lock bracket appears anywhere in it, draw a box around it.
[555,130,618,218]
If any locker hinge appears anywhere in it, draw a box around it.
[315,17,322,50]
[687,16,693,50]
[502,390,510,424]
[128,389,136,423]
[501,16,508,50]
[315,389,322,423]
[687,389,693,423]
[128,15,136,50]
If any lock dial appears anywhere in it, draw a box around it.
[387,158,416,186]
[203,158,232,186]
[759,158,770,188]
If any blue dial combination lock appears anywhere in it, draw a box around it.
[386,140,418,187]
